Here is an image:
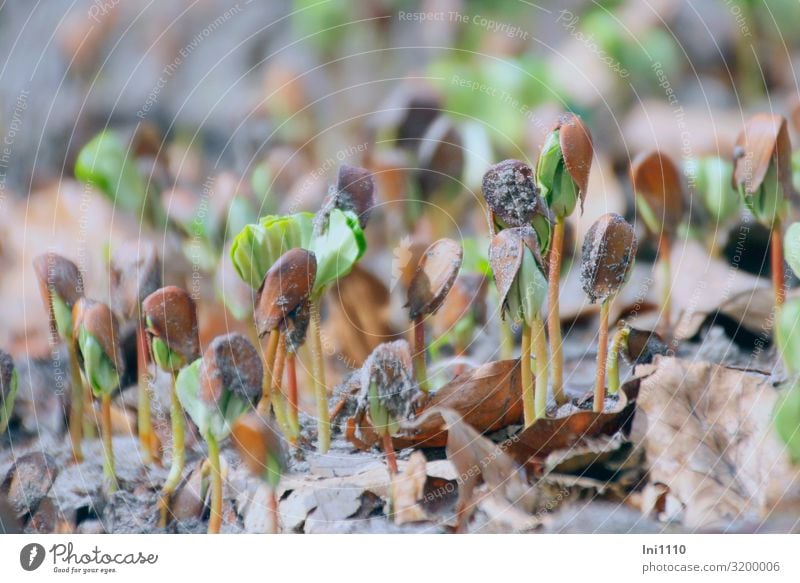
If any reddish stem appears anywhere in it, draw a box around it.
[382,433,398,476]
[772,222,785,307]
[267,488,279,534]
[286,352,299,424]
[413,316,429,393]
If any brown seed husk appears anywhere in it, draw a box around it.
[482,159,541,228]
[32,253,85,336]
[231,410,286,479]
[630,150,685,236]
[72,298,125,377]
[580,213,637,304]
[200,333,263,406]
[315,165,375,233]
[732,113,796,201]
[488,225,546,315]
[142,286,200,363]
[109,241,162,320]
[255,248,317,337]
[623,327,670,364]
[406,238,463,320]
[358,340,424,422]
[555,113,593,212]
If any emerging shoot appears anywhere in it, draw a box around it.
[72,299,125,492]
[580,213,637,413]
[406,238,463,394]
[0,350,18,435]
[489,226,549,424]
[33,253,86,461]
[536,113,593,406]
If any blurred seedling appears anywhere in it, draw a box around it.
[0,350,18,435]
[733,113,796,308]
[142,286,200,525]
[352,340,424,477]
[231,410,286,534]
[72,299,125,492]
[489,226,548,424]
[690,156,741,255]
[176,333,262,533]
[406,238,463,394]
[536,113,593,405]
[109,241,162,463]
[775,241,800,462]
[254,248,316,443]
[33,253,86,461]
[580,213,637,413]
[631,151,685,337]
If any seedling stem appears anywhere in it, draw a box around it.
[594,299,611,413]
[67,344,84,462]
[207,433,222,534]
[159,371,185,526]
[101,393,117,492]
[136,319,156,463]
[547,216,567,405]
[520,322,534,426]
[532,316,548,420]
[413,316,429,393]
[772,219,786,307]
[309,301,331,453]
[658,232,672,337]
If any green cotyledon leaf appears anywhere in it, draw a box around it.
[74,130,147,214]
[78,328,119,397]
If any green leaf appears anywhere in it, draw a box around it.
[775,380,800,464]
[176,358,251,441]
[74,131,147,214]
[694,157,740,224]
[777,298,800,376]
[310,209,366,295]
[78,328,119,396]
[51,294,73,342]
[785,222,800,279]
[739,162,788,228]
[0,368,18,433]
[151,335,185,373]
[505,244,548,325]
[461,239,492,277]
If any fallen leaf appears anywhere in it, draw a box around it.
[392,451,428,525]
[633,356,800,529]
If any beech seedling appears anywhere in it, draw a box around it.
[142,286,200,524]
[631,151,684,336]
[72,299,124,492]
[733,113,795,307]
[231,411,286,533]
[580,213,637,412]
[490,225,549,424]
[0,350,18,435]
[109,241,162,463]
[536,113,593,405]
[33,253,86,461]
[406,238,463,394]
[177,333,262,533]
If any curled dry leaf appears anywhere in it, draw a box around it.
[142,286,200,363]
[503,377,638,468]
[482,159,540,227]
[406,238,463,320]
[32,252,84,335]
[489,225,545,316]
[200,333,263,406]
[580,213,637,304]
[630,151,685,236]
[633,357,800,529]
[555,113,593,211]
[109,241,161,320]
[72,298,125,376]
[255,248,317,337]
[2,451,58,518]
[395,359,524,448]
[733,113,795,201]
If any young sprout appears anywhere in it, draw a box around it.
[406,239,463,394]
[142,286,200,524]
[489,226,549,424]
[255,249,316,443]
[231,411,286,533]
[580,214,638,413]
[176,333,262,533]
[536,113,593,406]
[109,242,162,463]
[72,299,125,492]
[0,350,18,435]
[607,325,670,396]
[355,340,424,476]
[631,151,685,336]
[33,253,86,461]
[733,113,796,307]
